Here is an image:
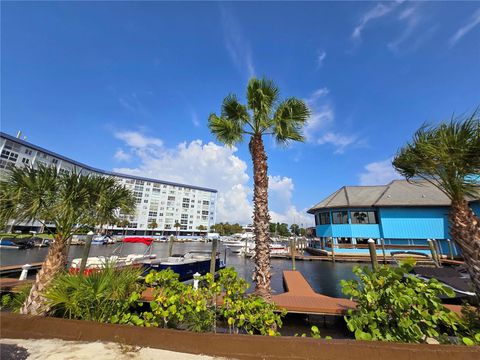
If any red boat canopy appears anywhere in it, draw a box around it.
[123,237,154,246]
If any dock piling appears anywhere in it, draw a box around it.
[290,238,296,271]
[368,239,378,270]
[380,238,386,264]
[210,238,218,276]
[79,231,94,276]
[19,264,31,281]
[447,239,454,260]
[168,235,174,257]
[427,239,440,267]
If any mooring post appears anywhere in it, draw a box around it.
[193,272,201,290]
[427,239,439,267]
[330,238,335,263]
[433,239,442,265]
[19,264,31,281]
[447,239,454,260]
[224,246,227,266]
[290,238,296,271]
[368,239,378,271]
[244,237,248,257]
[210,237,218,276]
[380,238,386,264]
[168,235,174,257]
[79,231,94,276]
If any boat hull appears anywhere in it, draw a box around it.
[142,258,223,281]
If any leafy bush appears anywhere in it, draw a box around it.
[0,284,32,312]
[120,267,285,335]
[45,263,143,322]
[341,261,462,343]
[457,304,480,346]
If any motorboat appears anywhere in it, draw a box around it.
[239,242,289,256]
[91,235,115,245]
[0,237,35,250]
[32,237,50,247]
[69,236,157,275]
[141,251,225,281]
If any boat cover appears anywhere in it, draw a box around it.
[123,237,154,246]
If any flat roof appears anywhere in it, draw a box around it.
[0,132,217,193]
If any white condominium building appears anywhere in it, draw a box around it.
[0,132,217,235]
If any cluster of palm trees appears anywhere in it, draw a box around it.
[0,165,135,315]
[0,77,478,317]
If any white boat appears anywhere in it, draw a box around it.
[239,242,289,256]
[69,237,157,275]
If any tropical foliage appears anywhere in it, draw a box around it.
[209,77,310,299]
[210,222,244,236]
[341,261,464,343]
[0,165,135,315]
[115,267,285,335]
[45,264,143,322]
[392,111,480,299]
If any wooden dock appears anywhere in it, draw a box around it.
[0,278,33,292]
[0,262,43,277]
[271,271,355,315]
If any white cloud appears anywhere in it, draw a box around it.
[220,5,255,78]
[358,158,402,185]
[352,2,401,41]
[112,131,311,226]
[316,50,326,68]
[114,149,132,162]
[317,132,358,154]
[303,89,363,153]
[191,111,200,127]
[449,8,480,47]
[114,131,163,148]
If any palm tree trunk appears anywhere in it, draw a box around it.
[250,134,272,301]
[449,200,480,300]
[20,234,68,315]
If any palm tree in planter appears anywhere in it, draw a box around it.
[208,77,310,300]
[148,220,158,235]
[393,112,480,299]
[0,165,135,315]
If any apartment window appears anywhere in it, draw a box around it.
[24,149,33,155]
[135,180,144,185]
[181,220,188,225]
[1,150,18,162]
[182,198,190,203]
[182,203,189,209]
[332,211,349,224]
[21,158,30,165]
[59,168,70,175]
[148,211,157,217]
[0,159,11,169]
[202,211,209,215]
[143,200,148,203]
[4,141,21,151]
[52,159,59,164]
[202,200,209,205]
[351,210,378,224]
[168,196,175,201]
[181,214,188,219]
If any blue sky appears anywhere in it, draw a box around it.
[2,1,480,225]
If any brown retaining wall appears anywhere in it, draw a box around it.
[1,312,479,360]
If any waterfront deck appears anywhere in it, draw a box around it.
[272,270,355,315]
[0,262,43,277]
[0,278,33,291]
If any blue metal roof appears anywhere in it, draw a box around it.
[0,132,218,193]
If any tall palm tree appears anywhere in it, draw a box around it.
[148,220,158,235]
[0,165,135,315]
[174,221,181,238]
[393,111,480,298]
[208,77,310,300]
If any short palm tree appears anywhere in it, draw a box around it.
[208,77,310,300]
[393,111,480,298]
[174,221,181,237]
[148,220,158,235]
[0,165,135,315]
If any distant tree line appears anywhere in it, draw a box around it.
[269,222,306,237]
[210,222,244,235]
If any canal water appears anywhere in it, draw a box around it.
[0,242,360,298]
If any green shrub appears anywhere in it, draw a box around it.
[121,267,285,335]
[45,263,143,322]
[0,284,32,312]
[341,261,462,343]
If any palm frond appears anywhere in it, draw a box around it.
[247,77,280,130]
[393,110,480,201]
[272,98,311,145]
[208,113,245,146]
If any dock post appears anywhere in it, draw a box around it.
[433,239,442,265]
[79,231,94,276]
[330,238,335,263]
[244,238,248,257]
[368,239,378,271]
[427,239,439,267]
[290,238,296,271]
[19,264,31,281]
[210,237,218,276]
[447,239,454,260]
[380,238,386,264]
[193,272,201,290]
[168,235,175,257]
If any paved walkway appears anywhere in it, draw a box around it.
[0,339,227,360]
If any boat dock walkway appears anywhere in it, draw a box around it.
[271,270,355,315]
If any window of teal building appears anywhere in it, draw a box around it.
[317,212,331,225]
[332,211,348,224]
[351,210,378,224]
